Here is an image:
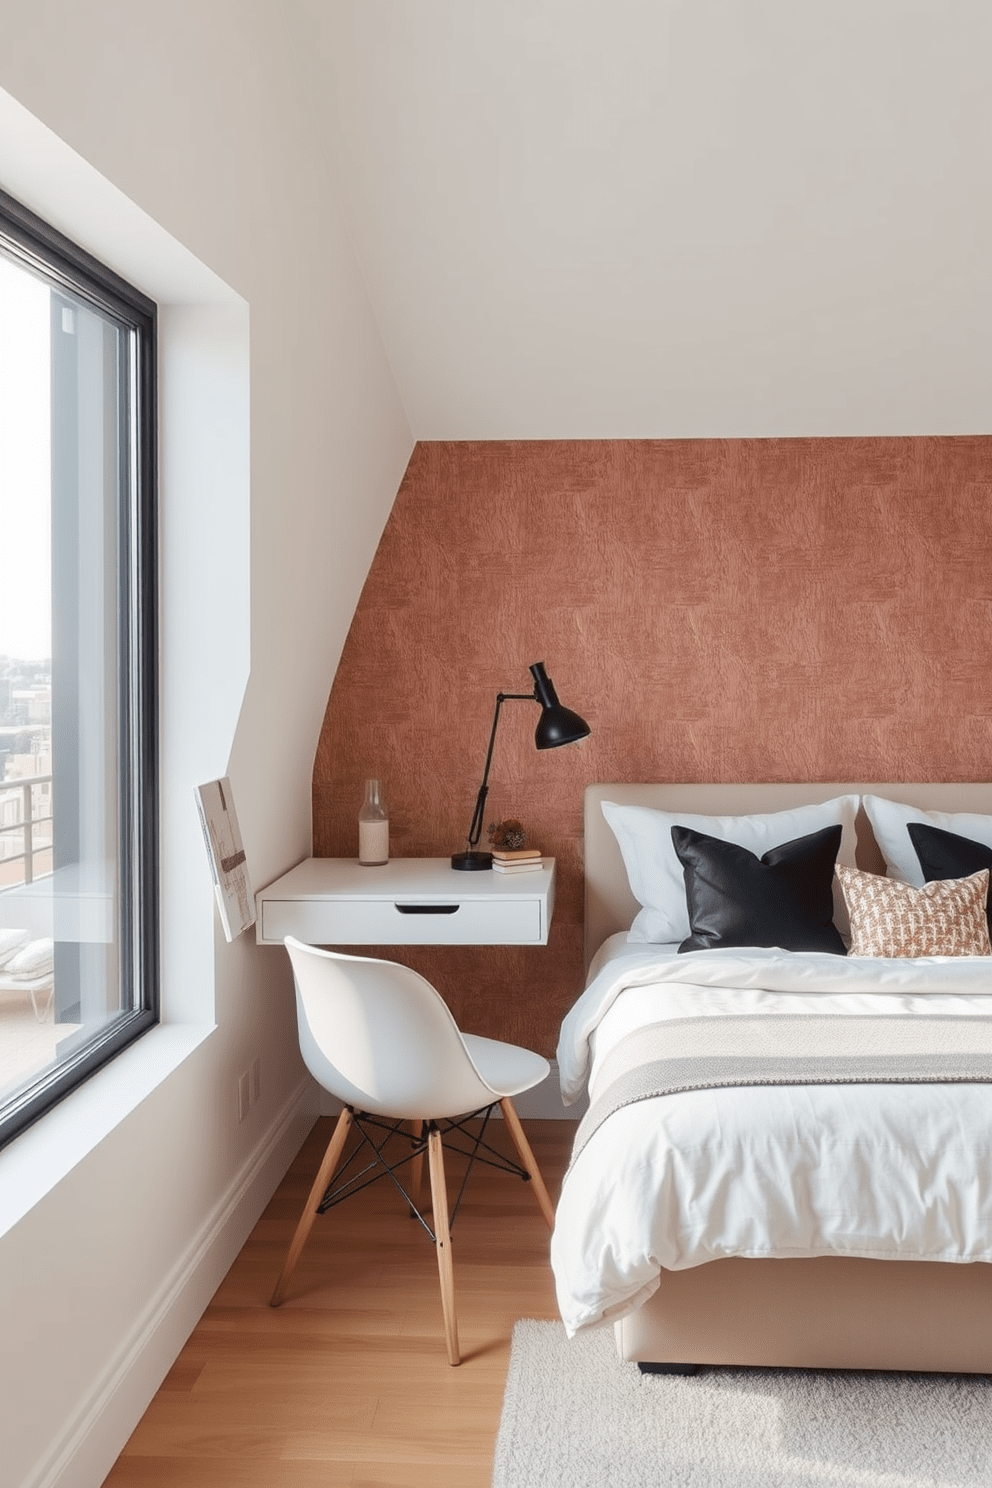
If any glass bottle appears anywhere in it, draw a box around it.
[358,778,389,866]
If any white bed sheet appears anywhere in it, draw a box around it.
[551,941,992,1336]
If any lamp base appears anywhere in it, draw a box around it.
[450,851,493,871]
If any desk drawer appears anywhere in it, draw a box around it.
[260,895,543,946]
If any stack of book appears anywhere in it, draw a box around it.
[492,848,543,874]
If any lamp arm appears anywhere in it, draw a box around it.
[464,690,535,849]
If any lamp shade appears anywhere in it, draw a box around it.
[530,662,591,750]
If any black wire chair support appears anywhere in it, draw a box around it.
[315,1103,533,1244]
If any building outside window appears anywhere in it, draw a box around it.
[0,189,158,1149]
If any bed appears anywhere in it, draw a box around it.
[550,783,992,1374]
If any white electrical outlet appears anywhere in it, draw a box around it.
[250,1057,261,1106]
[238,1070,250,1122]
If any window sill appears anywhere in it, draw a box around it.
[0,1021,215,1239]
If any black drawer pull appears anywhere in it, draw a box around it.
[394,903,460,915]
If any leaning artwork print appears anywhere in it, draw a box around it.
[195,777,254,941]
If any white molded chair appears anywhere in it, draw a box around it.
[271,935,556,1365]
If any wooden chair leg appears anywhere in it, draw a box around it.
[409,1119,425,1216]
[270,1106,353,1307]
[500,1097,556,1230]
[428,1124,460,1366]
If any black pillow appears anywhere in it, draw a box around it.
[908,822,992,937]
[672,823,846,955]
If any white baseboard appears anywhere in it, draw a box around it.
[317,1059,586,1121]
[29,1076,317,1488]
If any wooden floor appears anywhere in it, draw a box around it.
[104,1116,575,1487]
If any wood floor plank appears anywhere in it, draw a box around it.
[103,1118,573,1487]
[104,1459,355,1487]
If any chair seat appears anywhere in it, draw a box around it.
[463,1033,549,1099]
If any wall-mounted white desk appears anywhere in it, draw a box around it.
[254,857,556,947]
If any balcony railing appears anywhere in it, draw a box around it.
[0,773,53,885]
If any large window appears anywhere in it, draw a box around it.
[0,189,157,1149]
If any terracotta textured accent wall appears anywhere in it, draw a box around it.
[313,438,992,1056]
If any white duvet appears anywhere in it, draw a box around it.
[551,938,992,1336]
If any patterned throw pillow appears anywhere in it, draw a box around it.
[835,863,992,958]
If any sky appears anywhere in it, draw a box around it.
[0,251,51,662]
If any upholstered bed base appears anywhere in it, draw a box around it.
[615,1256,992,1374]
[584,782,992,1373]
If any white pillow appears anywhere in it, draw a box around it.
[0,928,29,970]
[602,795,860,944]
[5,938,54,977]
[863,796,992,887]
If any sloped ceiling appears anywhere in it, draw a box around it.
[285,1,992,438]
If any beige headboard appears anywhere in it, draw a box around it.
[584,783,992,967]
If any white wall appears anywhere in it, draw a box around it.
[0,4,412,1485]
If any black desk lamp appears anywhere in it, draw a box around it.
[451,661,591,871]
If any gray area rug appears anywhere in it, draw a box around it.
[492,1319,992,1487]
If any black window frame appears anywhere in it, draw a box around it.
[0,187,159,1150]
